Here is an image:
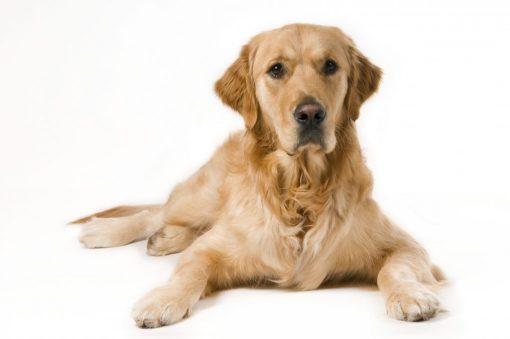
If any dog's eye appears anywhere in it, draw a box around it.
[268,63,285,79]
[323,59,338,75]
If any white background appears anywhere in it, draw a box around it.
[1,0,509,338]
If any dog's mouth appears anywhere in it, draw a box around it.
[278,123,328,156]
[292,127,325,154]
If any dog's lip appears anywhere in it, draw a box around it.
[296,131,324,149]
[281,130,326,156]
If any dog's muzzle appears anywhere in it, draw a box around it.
[293,98,326,148]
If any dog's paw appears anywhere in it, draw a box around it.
[386,286,442,321]
[146,225,194,256]
[79,217,132,248]
[131,286,194,328]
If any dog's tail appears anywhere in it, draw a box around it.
[69,204,162,224]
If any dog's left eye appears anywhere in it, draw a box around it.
[323,59,338,75]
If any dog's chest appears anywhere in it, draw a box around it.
[260,205,344,289]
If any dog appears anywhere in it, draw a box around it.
[73,23,444,328]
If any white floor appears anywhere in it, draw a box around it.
[1,188,507,339]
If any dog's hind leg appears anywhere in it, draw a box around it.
[144,148,232,255]
[146,225,196,256]
[78,208,165,249]
[75,133,236,251]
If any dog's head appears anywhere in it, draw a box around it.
[215,24,381,155]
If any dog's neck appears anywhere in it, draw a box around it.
[246,119,371,228]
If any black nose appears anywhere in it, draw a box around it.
[293,100,326,126]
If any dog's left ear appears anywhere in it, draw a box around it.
[344,45,382,121]
[215,44,258,129]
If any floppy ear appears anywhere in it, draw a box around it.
[344,45,382,121]
[215,44,258,129]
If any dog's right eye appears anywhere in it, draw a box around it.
[268,63,285,79]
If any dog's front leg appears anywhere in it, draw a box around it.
[131,231,223,328]
[377,247,443,322]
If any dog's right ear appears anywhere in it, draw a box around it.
[215,44,258,129]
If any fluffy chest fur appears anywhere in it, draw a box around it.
[246,145,370,289]
[217,127,373,289]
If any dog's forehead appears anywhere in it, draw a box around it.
[253,24,350,69]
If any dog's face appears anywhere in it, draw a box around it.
[216,24,381,155]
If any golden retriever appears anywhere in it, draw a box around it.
[73,23,444,327]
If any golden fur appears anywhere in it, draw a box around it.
[73,23,444,327]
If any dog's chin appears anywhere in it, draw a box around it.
[294,135,336,156]
[295,141,323,154]
[284,140,331,157]
[278,131,336,157]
